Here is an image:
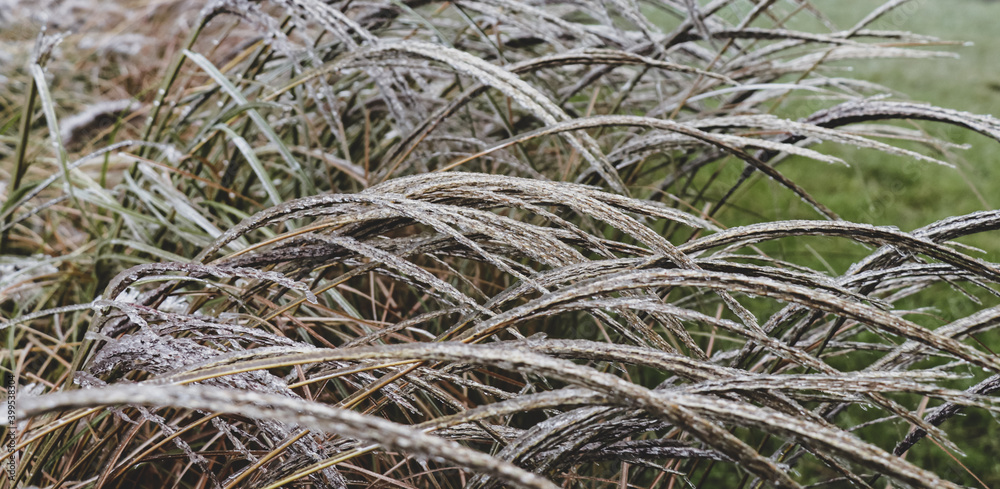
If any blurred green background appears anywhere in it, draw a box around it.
[731,0,1000,256]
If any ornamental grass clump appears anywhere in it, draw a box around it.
[3,0,1000,488]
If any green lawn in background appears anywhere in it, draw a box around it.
[736,0,999,251]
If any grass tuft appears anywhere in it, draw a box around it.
[3,1,1000,488]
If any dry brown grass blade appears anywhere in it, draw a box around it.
[17,384,560,489]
